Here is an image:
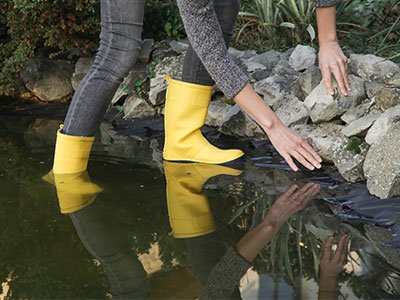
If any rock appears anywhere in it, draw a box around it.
[242,59,267,73]
[275,96,309,127]
[249,50,282,70]
[219,105,265,139]
[169,40,189,54]
[288,45,316,71]
[254,74,295,108]
[364,124,400,198]
[123,95,155,118]
[340,99,375,124]
[20,57,74,102]
[304,75,365,123]
[71,57,93,90]
[111,67,147,105]
[205,101,232,127]
[138,39,154,64]
[375,87,400,110]
[349,54,400,87]
[251,69,272,81]
[342,113,381,137]
[294,65,322,100]
[329,137,367,182]
[365,81,385,98]
[228,48,257,59]
[149,54,184,106]
[365,105,400,145]
[272,59,300,78]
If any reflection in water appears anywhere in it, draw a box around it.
[44,158,354,299]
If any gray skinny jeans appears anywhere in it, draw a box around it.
[62,0,240,137]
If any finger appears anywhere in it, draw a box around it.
[339,235,350,265]
[338,58,350,94]
[291,150,315,171]
[282,153,299,172]
[300,139,322,164]
[290,182,315,202]
[331,64,347,97]
[334,235,348,262]
[321,66,334,95]
[283,184,299,199]
[296,145,322,169]
[321,236,333,260]
[295,184,320,207]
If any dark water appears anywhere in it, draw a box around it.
[1,108,400,299]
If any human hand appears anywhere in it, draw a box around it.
[320,235,350,279]
[265,121,322,172]
[318,41,350,96]
[263,183,321,232]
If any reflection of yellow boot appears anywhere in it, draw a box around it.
[53,126,95,174]
[163,76,244,164]
[164,161,242,238]
[43,170,103,214]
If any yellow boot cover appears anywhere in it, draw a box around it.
[43,170,103,214]
[163,76,244,164]
[164,161,242,238]
[53,127,95,174]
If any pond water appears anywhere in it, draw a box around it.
[1,104,400,299]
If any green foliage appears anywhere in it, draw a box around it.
[346,136,363,155]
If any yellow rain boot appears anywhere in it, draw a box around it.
[163,76,244,164]
[42,125,102,214]
[164,161,242,238]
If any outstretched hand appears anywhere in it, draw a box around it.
[266,121,322,172]
[320,235,350,278]
[319,41,350,96]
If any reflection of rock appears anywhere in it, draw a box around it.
[206,101,232,128]
[123,95,155,119]
[219,105,265,139]
[364,124,400,198]
[288,45,316,71]
[23,119,60,148]
[275,96,308,127]
[304,75,365,123]
[342,113,381,137]
[21,57,74,102]
[71,57,94,90]
[149,54,184,106]
[365,105,400,145]
[349,54,400,87]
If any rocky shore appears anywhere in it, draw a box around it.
[19,39,400,199]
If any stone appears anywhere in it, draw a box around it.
[169,40,189,54]
[365,104,400,145]
[304,75,365,123]
[123,95,155,118]
[249,50,282,70]
[254,75,294,108]
[294,65,322,100]
[349,54,400,87]
[20,57,74,102]
[275,96,309,127]
[364,124,400,198]
[375,88,400,110]
[149,54,184,106]
[288,45,316,71]
[228,47,257,59]
[242,59,267,73]
[71,57,94,91]
[340,99,375,124]
[219,105,265,139]
[138,39,154,64]
[365,81,385,98]
[205,101,232,127]
[341,113,381,137]
[251,69,272,81]
[111,66,147,105]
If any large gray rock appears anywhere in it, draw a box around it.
[364,124,400,198]
[205,101,232,127]
[249,50,282,70]
[349,54,400,87]
[169,40,189,54]
[342,113,381,137]
[304,75,365,123]
[21,57,74,102]
[219,105,265,139]
[288,45,316,71]
[149,54,184,106]
[123,95,155,118]
[71,57,93,90]
[242,59,267,73]
[374,87,400,110]
[294,65,322,100]
[137,39,154,64]
[275,96,309,127]
[228,47,257,59]
[340,99,375,124]
[254,74,295,108]
[365,104,400,145]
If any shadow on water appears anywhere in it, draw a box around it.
[1,108,400,299]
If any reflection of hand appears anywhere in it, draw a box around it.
[265,121,322,172]
[263,183,321,232]
[320,235,350,278]
[318,41,350,96]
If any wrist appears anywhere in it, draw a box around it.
[318,36,338,46]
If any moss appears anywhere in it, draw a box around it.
[346,137,363,155]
